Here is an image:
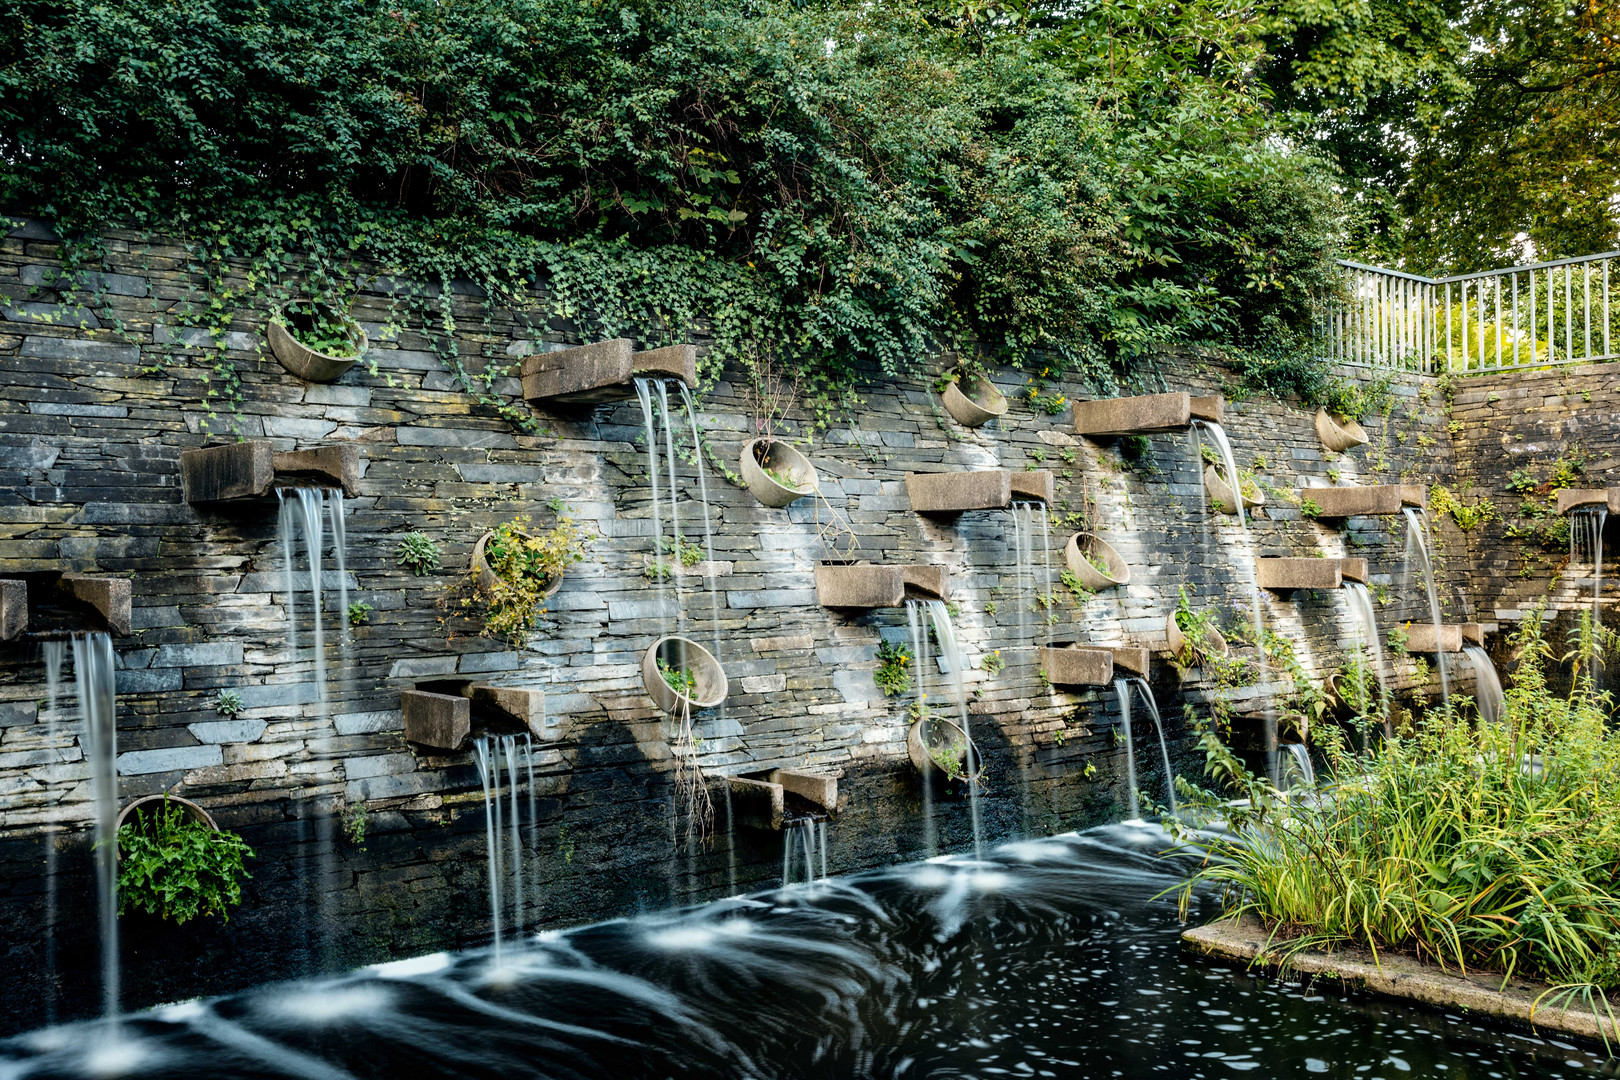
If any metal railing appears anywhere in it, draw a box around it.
[1316,252,1619,375]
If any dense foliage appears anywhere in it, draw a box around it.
[118,800,254,924]
[0,0,1346,411]
[1184,616,1620,1007]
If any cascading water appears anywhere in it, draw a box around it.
[472,736,532,966]
[1111,678,1142,823]
[781,820,828,887]
[472,738,505,968]
[1282,744,1317,790]
[1126,677,1177,820]
[1572,507,1607,633]
[73,632,119,1024]
[906,599,980,859]
[1403,507,1450,704]
[41,641,65,1025]
[1465,646,1506,725]
[1192,420,1277,781]
[905,606,937,857]
[1343,582,1392,731]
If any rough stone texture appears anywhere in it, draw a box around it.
[1073,392,1223,438]
[0,580,23,641]
[1009,470,1055,504]
[1255,558,1344,591]
[520,338,635,404]
[464,684,549,739]
[58,573,130,635]
[1184,916,1619,1046]
[769,768,837,813]
[1405,623,1464,653]
[1303,484,1425,518]
[815,564,905,608]
[1040,646,1114,687]
[1554,487,1620,515]
[272,444,360,498]
[179,441,275,502]
[1109,647,1151,677]
[728,776,784,831]
[901,565,950,601]
[905,470,1013,514]
[400,690,470,750]
[0,221,1469,1031]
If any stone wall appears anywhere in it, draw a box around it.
[0,217,1464,1030]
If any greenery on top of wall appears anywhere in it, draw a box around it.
[0,0,1347,429]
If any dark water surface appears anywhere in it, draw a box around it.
[2,825,1610,1079]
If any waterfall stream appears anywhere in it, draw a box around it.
[781,821,828,887]
[472,735,533,968]
[41,641,65,1025]
[1111,678,1142,823]
[1403,507,1450,704]
[1573,507,1607,632]
[1344,582,1392,731]
[1465,646,1505,725]
[907,599,980,859]
[73,632,119,1024]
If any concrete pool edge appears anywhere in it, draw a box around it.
[1183,916,1620,1048]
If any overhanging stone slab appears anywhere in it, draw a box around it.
[401,690,470,750]
[1303,485,1427,518]
[728,776,784,830]
[1338,558,1368,584]
[0,579,25,641]
[768,768,837,813]
[59,574,130,635]
[462,684,550,740]
[1460,622,1496,645]
[1255,558,1342,591]
[1556,488,1620,515]
[1010,470,1055,504]
[1073,392,1224,438]
[1109,647,1151,677]
[1040,645,1113,687]
[272,445,360,497]
[1405,623,1464,653]
[815,564,904,608]
[522,339,697,405]
[906,470,1012,514]
[902,565,950,601]
[181,440,361,502]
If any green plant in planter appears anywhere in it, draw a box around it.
[213,689,243,718]
[118,798,254,924]
[658,658,696,697]
[479,515,588,644]
[397,532,440,576]
[874,639,913,697]
[278,300,362,358]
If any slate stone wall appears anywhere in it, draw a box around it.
[0,218,1463,1030]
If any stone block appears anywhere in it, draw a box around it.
[117,744,223,775]
[1303,485,1427,518]
[180,441,275,502]
[815,564,904,608]
[1555,488,1620,515]
[152,642,245,668]
[1110,647,1151,677]
[1073,392,1223,438]
[1339,558,1369,584]
[905,470,1012,514]
[0,579,25,641]
[59,574,131,635]
[1255,558,1343,591]
[902,565,950,601]
[272,444,361,497]
[1010,470,1055,504]
[186,719,268,744]
[1405,623,1464,653]
[401,690,470,750]
[1039,645,1114,686]
[768,768,837,813]
[728,776,784,831]
[1460,622,1497,646]
[521,339,696,404]
[463,684,549,740]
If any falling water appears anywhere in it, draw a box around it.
[502,736,524,934]
[1126,678,1178,819]
[1465,646,1506,725]
[633,381,672,641]
[781,821,827,887]
[1111,678,1143,824]
[1572,507,1607,628]
[1008,505,1030,654]
[73,632,119,1023]
[525,734,538,923]
[473,738,505,967]
[906,600,980,859]
[1344,582,1392,729]
[676,384,724,658]
[1403,507,1450,704]
[1193,420,1277,781]
[1282,744,1317,790]
[905,605,937,856]
[41,641,65,1024]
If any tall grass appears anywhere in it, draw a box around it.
[1180,614,1620,1011]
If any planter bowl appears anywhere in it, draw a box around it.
[1165,612,1229,664]
[906,715,982,781]
[739,438,817,508]
[941,371,1008,427]
[1203,465,1265,515]
[115,795,218,839]
[472,530,564,600]
[267,303,367,383]
[1064,532,1129,589]
[1315,408,1369,453]
[642,636,728,714]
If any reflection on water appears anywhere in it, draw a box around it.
[2,824,1608,1078]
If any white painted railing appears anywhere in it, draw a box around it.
[1316,252,1619,375]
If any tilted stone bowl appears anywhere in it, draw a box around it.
[115,795,218,860]
[941,370,1008,428]
[643,636,728,715]
[739,438,818,508]
[1064,532,1129,590]
[267,302,367,383]
[472,530,565,600]
[1165,612,1229,664]
[1203,464,1265,516]
[906,714,982,782]
[1315,408,1369,453]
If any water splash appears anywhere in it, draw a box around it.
[1403,507,1450,704]
[73,632,119,1024]
[1465,645,1505,725]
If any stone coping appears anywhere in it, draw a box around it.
[1183,915,1619,1047]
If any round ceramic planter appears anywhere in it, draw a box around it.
[1315,408,1369,453]
[267,303,367,383]
[642,636,728,715]
[941,371,1008,427]
[1165,612,1229,664]
[739,438,817,508]
[1203,465,1265,516]
[906,715,982,782]
[115,794,217,840]
[1064,532,1129,590]
[471,531,564,600]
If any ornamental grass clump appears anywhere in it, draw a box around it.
[1179,612,1620,1018]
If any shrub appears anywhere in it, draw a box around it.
[476,515,588,644]
[118,798,254,924]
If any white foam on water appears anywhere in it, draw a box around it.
[967,870,1010,892]
[369,951,452,979]
[263,985,392,1025]
[907,865,953,889]
[645,925,719,951]
[82,1037,153,1079]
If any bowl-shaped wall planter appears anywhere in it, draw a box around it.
[1203,465,1265,516]
[471,530,566,599]
[1064,532,1129,590]
[115,794,218,841]
[1314,408,1369,453]
[941,370,1008,427]
[906,714,982,782]
[643,636,728,714]
[1165,612,1229,664]
[739,438,817,508]
[267,302,367,383]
